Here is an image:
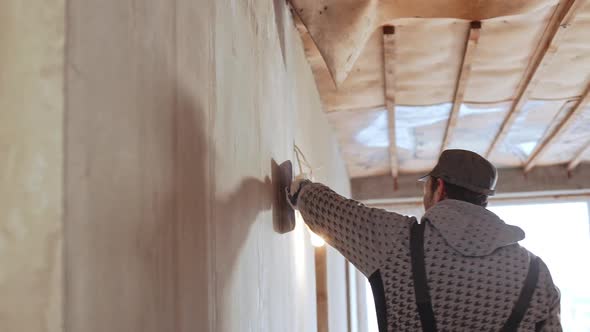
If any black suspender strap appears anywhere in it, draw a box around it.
[368,270,389,332]
[500,254,541,332]
[410,221,438,332]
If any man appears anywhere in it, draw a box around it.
[287,149,561,331]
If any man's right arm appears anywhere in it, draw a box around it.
[293,180,413,276]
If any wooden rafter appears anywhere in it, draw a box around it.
[524,83,590,172]
[441,21,482,152]
[568,141,590,171]
[351,164,590,203]
[382,26,399,180]
[485,0,584,158]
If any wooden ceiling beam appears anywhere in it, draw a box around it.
[351,164,590,203]
[441,21,482,152]
[525,83,590,172]
[485,0,584,158]
[382,26,399,180]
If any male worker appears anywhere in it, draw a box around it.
[287,149,561,331]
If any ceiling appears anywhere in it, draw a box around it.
[290,0,590,179]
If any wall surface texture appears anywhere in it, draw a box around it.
[0,0,351,330]
[0,1,64,331]
[63,1,351,332]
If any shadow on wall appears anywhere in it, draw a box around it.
[65,0,296,330]
[175,83,288,330]
[152,0,293,328]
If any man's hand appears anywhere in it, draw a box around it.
[285,173,311,210]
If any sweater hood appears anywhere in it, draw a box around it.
[422,199,525,257]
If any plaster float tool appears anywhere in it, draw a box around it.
[275,160,296,234]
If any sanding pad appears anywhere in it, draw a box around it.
[274,160,296,234]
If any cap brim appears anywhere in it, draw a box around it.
[417,174,430,182]
[419,173,496,196]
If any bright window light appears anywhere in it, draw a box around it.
[365,279,378,332]
[490,201,590,331]
[309,231,326,248]
[295,211,326,247]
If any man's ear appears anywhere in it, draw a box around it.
[436,178,446,201]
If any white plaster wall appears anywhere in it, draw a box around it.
[65,0,351,331]
[0,1,64,331]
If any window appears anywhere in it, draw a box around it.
[365,278,378,332]
[490,201,590,331]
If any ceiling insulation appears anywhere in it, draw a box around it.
[394,103,450,173]
[581,144,590,161]
[491,100,569,166]
[447,102,511,159]
[540,104,590,164]
[326,108,391,177]
[532,1,590,99]
[291,0,590,178]
[290,0,559,86]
